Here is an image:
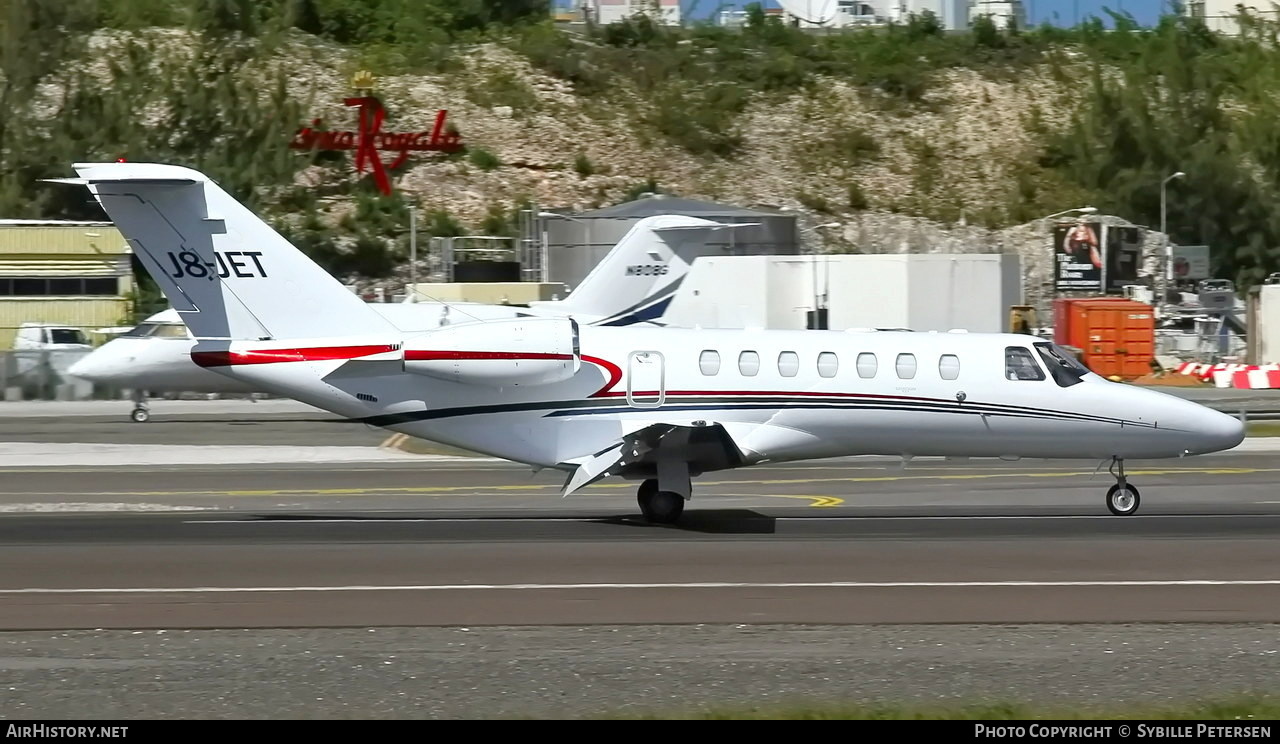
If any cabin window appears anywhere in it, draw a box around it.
[938,354,960,380]
[895,353,917,379]
[777,351,799,377]
[1005,346,1046,381]
[817,351,838,378]
[856,352,878,379]
[699,350,720,376]
[738,350,760,377]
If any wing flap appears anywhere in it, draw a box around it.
[559,422,744,497]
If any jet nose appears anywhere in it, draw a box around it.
[66,356,92,379]
[1186,407,1246,455]
[67,352,114,382]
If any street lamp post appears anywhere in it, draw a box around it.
[407,205,417,301]
[801,222,841,329]
[1159,171,1185,319]
[1042,206,1097,222]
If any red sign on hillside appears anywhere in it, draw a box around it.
[290,74,463,195]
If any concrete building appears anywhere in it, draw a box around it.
[584,0,681,26]
[662,253,1022,332]
[0,220,133,350]
[777,0,969,29]
[779,0,885,27]
[531,195,800,292]
[1184,0,1278,35]
[970,0,1026,30]
[1247,284,1280,365]
[888,0,969,29]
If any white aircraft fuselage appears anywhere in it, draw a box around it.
[200,325,1241,468]
[56,161,1246,523]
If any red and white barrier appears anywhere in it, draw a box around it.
[1175,362,1214,379]
[1230,365,1280,390]
[1173,362,1280,388]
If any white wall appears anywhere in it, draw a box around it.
[662,254,1022,333]
[891,0,968,29]
[665,256,772,329]
[592,0,681,26]
[1260,285,1280,365]
[971,0,1025,29]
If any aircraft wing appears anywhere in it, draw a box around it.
[559,421,746,497]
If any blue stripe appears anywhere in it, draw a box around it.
[598,296,673,327]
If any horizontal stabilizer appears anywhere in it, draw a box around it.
[43,176,198,186]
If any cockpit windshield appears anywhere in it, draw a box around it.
[1004,346,1046,381]
[122,323,158,338]
[1034,342,1089,388]
[152,323,189,338]
[121,322,188,339]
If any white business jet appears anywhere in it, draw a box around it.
[54,163,1245,522]
[67,211,722,421]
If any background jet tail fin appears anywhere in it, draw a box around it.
[537,215,752,326]
[66,162,395,342]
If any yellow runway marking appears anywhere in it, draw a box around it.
[47,467,1280,500]
[716,493,845,507]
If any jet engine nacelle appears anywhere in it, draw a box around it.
[402,317,581,387]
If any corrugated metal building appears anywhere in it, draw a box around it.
[0,220,133,350]
[535,195,800,292]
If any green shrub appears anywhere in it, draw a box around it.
[467,146,501,170]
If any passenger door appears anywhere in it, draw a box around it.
[627,350,665,409]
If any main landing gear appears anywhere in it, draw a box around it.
[129,390,150,423]
[637,478,685,524]
[1106,457,1140,516]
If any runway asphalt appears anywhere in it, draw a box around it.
[1,453,1278,629]
[0,400,1276,717]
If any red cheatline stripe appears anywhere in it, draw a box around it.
[192,344,397,368]
[405,350,574,361]
[583,355,622,398]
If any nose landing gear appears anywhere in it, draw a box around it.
[1106,457,1140,516]
[129,390,150,423]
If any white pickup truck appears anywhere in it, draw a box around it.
[11,323,93,381]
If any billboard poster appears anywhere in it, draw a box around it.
[1053,219,1102,291]
[1103,224,1143,292]
[1170,245,1211,281]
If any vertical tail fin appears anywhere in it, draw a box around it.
[53,163,395,341]
[537,215,757,326]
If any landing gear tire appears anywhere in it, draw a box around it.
[130,407,150,423]
[1106,457,1139,516]
[637,478,685,524]
[1106,483,1140,516]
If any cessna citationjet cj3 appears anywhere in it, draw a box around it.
[54,163,1245,522]
[66,212,723,421]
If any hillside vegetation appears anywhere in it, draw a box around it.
[2,0,1279,308]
